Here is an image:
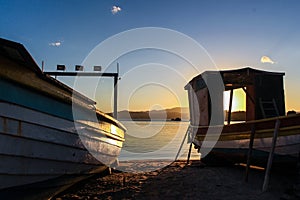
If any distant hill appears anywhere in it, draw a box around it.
[110,108,245,122]
[116,107,190,121]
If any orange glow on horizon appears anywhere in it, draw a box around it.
[128,84,181,112]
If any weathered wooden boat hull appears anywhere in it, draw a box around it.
[0,38,126,194]
[191,115,300,166]
[185,67,300,167]
[0,102,123,190]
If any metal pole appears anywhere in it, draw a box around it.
[44,69,120,119]
[42,61,44,72]
[113,63,119,119]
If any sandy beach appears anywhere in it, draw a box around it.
[54,160,299,200]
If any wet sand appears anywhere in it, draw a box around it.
[54,160,299,200]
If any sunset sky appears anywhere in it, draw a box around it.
[1,0,300,112]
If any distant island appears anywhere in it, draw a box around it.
[108,107,245,122]
[110,107,189,121]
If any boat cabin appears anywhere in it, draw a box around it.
[185,67,285,126]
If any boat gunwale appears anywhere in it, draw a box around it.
[190,114,300,131]
[0,101,125,142]
[0,50,126,132]
[0,126,122,156]
[189,114,300,141]
[195,125,300,141]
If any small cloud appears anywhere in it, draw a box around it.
[49,41,62,47]
[261,56,275,64]
[111,5,121,14]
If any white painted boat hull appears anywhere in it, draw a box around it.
[0,102,122,190]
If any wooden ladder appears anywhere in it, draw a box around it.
[259,98,279,118]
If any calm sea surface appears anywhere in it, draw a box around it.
[118,121,199,161]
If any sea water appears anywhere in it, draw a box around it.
[118,121,199,161]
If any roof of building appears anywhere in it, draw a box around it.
[185,67,285,91]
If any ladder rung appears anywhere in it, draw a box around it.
[264,108,276,111]
[259,98,279,119]
[261,101,273,104]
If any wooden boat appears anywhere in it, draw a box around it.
[185,67,300,166]
[0,38,126,195]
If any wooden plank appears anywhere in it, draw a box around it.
[245,85,256,121]
[262,119,280,192]
[191,90,200,126]
[175,126,190,161]
[198,88,209,126]
[245,124,256,182]
[227,89,234,125]
[0,133,120,165]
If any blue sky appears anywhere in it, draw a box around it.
[1,0,300,112]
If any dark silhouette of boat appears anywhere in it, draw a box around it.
[0,38,126,197]
[185,67,300,166]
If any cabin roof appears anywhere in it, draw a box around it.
[0,38,96,105]
[0,38,41,73]
[185,67,285,91]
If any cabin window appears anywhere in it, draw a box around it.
[224,88,246,123]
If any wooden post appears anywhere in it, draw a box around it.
[242,87,255,104]
[262,119,280,192]
[227,89,234,125]
[294,151,300,197]
[175,126,190,161]
[187,142,193,165]
[245,124,256,182]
